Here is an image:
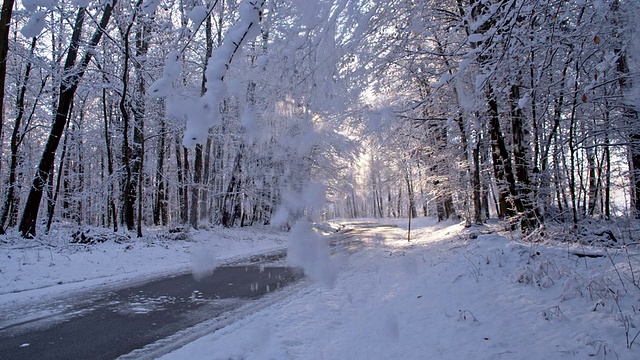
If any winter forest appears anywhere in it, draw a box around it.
[0,0,639,238]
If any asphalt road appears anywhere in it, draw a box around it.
[0,257,302,360]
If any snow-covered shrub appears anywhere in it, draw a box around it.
[70,228,130,245]
[512,257,561,288]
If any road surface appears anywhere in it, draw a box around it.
[0,252,302,360]
[0,222,393,359]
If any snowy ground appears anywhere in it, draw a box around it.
[2,219,640,359]
[0,225,287,329]
[158,218,640,360]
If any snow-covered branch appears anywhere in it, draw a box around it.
[148,0,265,148]
[182,0,264,147]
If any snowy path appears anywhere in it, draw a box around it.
[160,219,640,360]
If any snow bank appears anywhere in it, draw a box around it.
[161,219,640,360]
[0,226,287,297]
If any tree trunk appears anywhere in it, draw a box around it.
[191,144,203,229]
[567,67,580,226]
[0,37,36,233]
[614,51,640,217]
[134,19,148,238]
[175,137,188,224]
[487,89,513,219]
[510,83,537,232]
[46,122,71,233]
[18,2,117,237]
[587,145,597,216]
[404,168,417,219]
[102,82,118,232]
[472,139,483,223]
[222,151,243,227]
[153,117,167,226]
[119,4,141,232]
[0,0,15,162]
[604,114,611,220]
[190,14,214,229]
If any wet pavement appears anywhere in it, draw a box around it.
[0,262,302,360]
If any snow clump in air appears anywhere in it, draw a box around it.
[189,5,208,25]
[190,244,219,281]
[142,0,162,15]
[22,0,56,12]
[20,11,47,38]
[71,0,91,7]
[287,220,336,288]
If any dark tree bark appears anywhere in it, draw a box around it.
[134,19,148,238]
[175,137,188,224]
[153,117,167,226]
[510,83,537,231]
[616,50,640,217]
[46,121,71,233]
[199,15,215,226]
[102,81,118,232]
[0,0,15,162]
[19,3,117,237]
[472,139,483,223]
[0,38,36,234]
[222,151,243,227]
[119,3,140,231]
[487,90,513,218]
[604,113,611,220]
[190,13,214,230]
[190,144,203,229]
[404,169,417,219]
[567,63,580,226]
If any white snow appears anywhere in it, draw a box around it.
[148,51,182,97]
[21,0,56,12]
[190,243,220,281]
[3,219,639,359]
[141,0,162,15]
[188,5,208,26]
[286,220,335,287]
[70,0,91,7]
[157,219,640,360]
[0,226,287,328]
[162,50,182,80]
[468,33,485,43]
[518,94,530,109]
[240,106,260,142]
[183,0,264,148]
[20,11,47,38]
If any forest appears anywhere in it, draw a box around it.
[0,0,638,239]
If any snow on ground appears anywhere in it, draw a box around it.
[2,219,639,359]
[159,218,640,360]
[0,225,287,327]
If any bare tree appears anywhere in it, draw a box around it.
[19,2,117,237]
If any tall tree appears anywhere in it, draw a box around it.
[0,0,15,159]
[19,2,117,237]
